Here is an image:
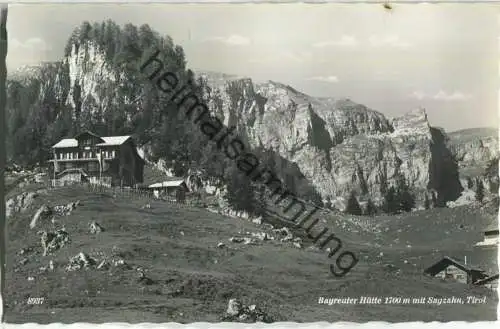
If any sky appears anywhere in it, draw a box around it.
[6,2,499,132]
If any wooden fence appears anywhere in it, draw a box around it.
[83,183,202,207]
[45,180,203,207]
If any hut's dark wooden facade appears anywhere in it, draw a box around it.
[49,131,145,187]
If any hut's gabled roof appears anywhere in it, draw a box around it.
[424,256,485,276]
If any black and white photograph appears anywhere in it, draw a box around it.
[1,1,499,324]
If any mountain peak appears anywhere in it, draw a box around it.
[8,62,59,81]
[391,107,431,136]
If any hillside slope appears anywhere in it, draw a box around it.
[4,184,498,323]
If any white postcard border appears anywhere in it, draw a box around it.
[1,1,498,329]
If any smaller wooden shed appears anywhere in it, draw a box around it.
[148,177,189,202]
[424,256,488,284]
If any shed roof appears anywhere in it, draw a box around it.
[96,136,131,146]
[474,274,499,286]
[56,168,89,178]
[52,139,78,148]
[148,178,186,188]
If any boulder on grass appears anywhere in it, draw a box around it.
[226,298,243,316]
[65,252,96,271]
[222,299,273,323]
[39,229,70,256]
[30,205,53,229]
[89,221,104,234]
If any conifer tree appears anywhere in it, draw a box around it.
[424,194,430,210]
[345,191,362,216]
[476,179,485,203]
[383,186,398,214]
[397,177,415,212]
[431,191,438,208]
[225,166,257,214]
[466,177,474,190]
[365,198,377,216]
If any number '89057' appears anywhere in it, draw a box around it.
[27,297,44,305]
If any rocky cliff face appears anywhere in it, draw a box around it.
[8,41,142,126]
[447,128,498,174]
[8,39,473,209]
[66,42,117,114]
[199,72,463,206]
[445,128,498,197]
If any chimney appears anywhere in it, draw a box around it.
[464,256,467,265]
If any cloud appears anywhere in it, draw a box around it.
[433,90,472,101]
[204,34,251,46]
[410,91,426,100]
[306,76,339,83]
[369,35,412,49]
[282,51,313,63]
[312,35,358,48]
[249,51,313,64]
[9,37,52,52]
[313,35,411,49]
[409,90,472,101]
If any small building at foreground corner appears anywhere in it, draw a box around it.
[424,256,498,290]
[48,131,145,187]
